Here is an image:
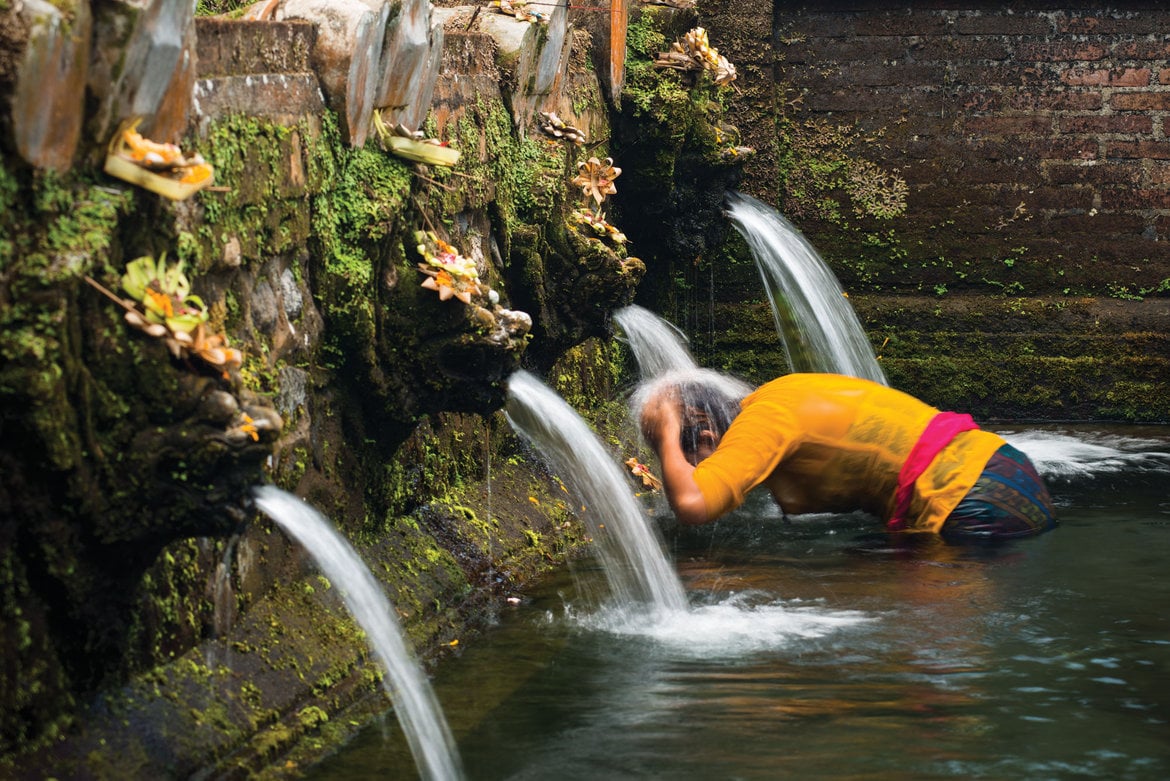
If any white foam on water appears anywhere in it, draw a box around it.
[1000,430,1170,480]
[567,594,871,658]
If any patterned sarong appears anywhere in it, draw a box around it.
[941,444,1058,541]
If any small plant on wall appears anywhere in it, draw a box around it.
[776,115,908,224]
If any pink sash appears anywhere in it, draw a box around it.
[887,412,979,530]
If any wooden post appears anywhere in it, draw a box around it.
[608,0,629,104]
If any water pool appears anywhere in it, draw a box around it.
[309,428,1170,780]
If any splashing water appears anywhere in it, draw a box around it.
[725,191,887,384]
[999,429,1170,481]
[505,370,688,614]
[613,304,698,378]
[252,486,464,781]
[614,307,755,452]
[570,592,871,658]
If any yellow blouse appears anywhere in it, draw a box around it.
[691,374,1006,532]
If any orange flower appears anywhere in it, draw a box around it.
[180,162,214,185]
[571,157,621,205]
[624,457,663,491]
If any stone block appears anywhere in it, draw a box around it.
[472,0,572,130]
[87,0,197,147]
[373,0,443,131]
[10,0,91,171]
[278,0,388,147]
[194,18,316,79]
[193,73,326,128]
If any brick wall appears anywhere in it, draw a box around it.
[712,2,1170,297]
[689,3,1170,420]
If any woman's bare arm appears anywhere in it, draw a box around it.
[640,393,712,525]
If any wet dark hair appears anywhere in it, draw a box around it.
[630,368,753,464]
[674,381,742,462]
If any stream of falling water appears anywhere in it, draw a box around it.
[613,304,698,377]
[505,370,688,614]
[252,486,464,781]
[726,191,888,384]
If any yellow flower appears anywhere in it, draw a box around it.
[236,413,260,442]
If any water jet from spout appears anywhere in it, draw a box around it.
[505,370,688,615]
[725,191,887,384]
[253,486,464,781]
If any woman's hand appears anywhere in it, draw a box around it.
[639,387,682,452]
[639,386,711,525]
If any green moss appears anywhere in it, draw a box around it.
[296,705,329,730]
[127,539,221,669]
[304,114,414,365]
[626,13,667,58]
[0,167,134,472]
[193,115,312,271]
[462,97,564,225]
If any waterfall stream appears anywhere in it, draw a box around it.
[725,191,887,384]
[613,304,698,377]
[505,370,688,615]
[252,486,464,781]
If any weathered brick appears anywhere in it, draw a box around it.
[1056,13,1162,36]
[1101,187,1170,210]
[950,157,1043,186]
[770,2,1170,297]
[1113,39,1170,60]
[1156,215,1170,240]
[1045,160,1141,185]
[782,37,909,65]
[843,63,949,87]
[1016,41,1110,62]
[1059,114,1153,135]
[962,115,1052,136]
[914,37,1013,62]
[953,12,1053,36]
[1111,92,1170,112]
[1061,67,1150,87]
[1020,185,1096,211]
[1041,213,1147,237]
[909,182,1003,207]
[951,63,1068,87]
[1151,163,1170,186]
[854,11,950,37]
[1106,141,1170,160]
[778,13,859,39]
[1089,236,1167,265]
[958,89,1103,112]
[1018,138,1099,161]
